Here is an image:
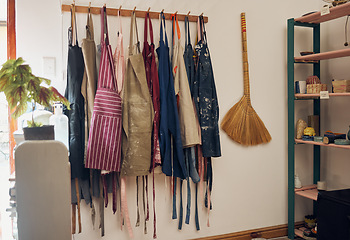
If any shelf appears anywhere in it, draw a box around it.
[294,59,319,64]
[295,2,350,23]
[294,48,350,61]
[295,92,350,99]
[295,184,318,201]
[295,139,350,149]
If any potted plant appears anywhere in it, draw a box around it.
[0,57,70,140]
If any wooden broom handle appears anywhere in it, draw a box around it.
[241,12,250,99]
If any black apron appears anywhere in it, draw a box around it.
[65,8,88,180]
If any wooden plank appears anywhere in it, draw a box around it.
[295,139,350,150]
[61,4,208,23]
[295,2,350,23]
[295,92,350,98]
[294,48,350,61]
[295,188,318,201]
[295,184,317,192]
[191,222,304,240]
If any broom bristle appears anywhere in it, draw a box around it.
[221,96,271,146]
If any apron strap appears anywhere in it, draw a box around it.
[195,183,200,230]
[129,11,141,55]
[86,6,94,40]
[142,176,148,234]
[152,168,157,239]
[102,174,108,207]
[149,14,154,44]
[75,178,82,233]
[204,157,213,227]
[112,173,117,214]
[171,13,181,41]
[71,203,76,234]
[178,179,184,230]
[197,17,202,42]
[70,4,79,46]
[200,16,207,42]
[99,175,105,237]
[172,177,177,219]
[144,12,155,45]
[89,170,96,228]
[171,13,180,60]
[121,177,134,238]
[100,6,109,45]
[185,16,189,46]
[159,13,169,48]
[144,13,149,45]
[115,10,124,94]
[135,176,141,227]
[145,176,150,221]
[118,9,123,35]
[185,148,191,225]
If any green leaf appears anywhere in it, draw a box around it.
[27,77,41,93]
[26,120,43,128]
[50,86,70,110]
[38,77,51,85]
[12,101,28,119]
[35,87,52,108]
[0,77,10,92]
[1,59,16,69]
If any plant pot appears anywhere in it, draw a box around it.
[23,125,54,140]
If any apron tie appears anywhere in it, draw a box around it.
[121,177,134,238]
[136,177,141,227]
[75,178,82,233]
[99,175,105,236]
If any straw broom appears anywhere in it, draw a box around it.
[221,13,271,146]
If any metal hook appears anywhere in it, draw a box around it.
[187,11,190,16]
[147,7,151,12]
[161,9,164,14]
[200,12,203,16]
[175,11,178,15]
[133,6,136,12]
[119,5,122,13]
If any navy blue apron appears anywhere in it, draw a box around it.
[156,13,186,180]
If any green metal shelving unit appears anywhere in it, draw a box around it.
[288,3,350,239]
[287,19,320,240]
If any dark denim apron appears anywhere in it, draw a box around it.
[157,13,186,180]
[183,15,202,230]
[193,15,219,229]
[194,17,221,159]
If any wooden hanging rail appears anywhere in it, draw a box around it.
[61,4,208,23]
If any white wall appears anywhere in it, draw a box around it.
[16,1,350,240]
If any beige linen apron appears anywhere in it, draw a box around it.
[81,8,98,160]
[172,16,201,147]
[121,12,154,176]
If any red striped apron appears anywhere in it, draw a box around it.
[85,6,122,172]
